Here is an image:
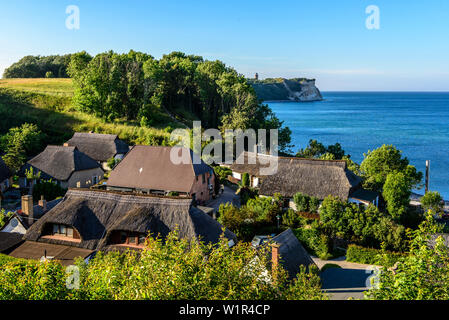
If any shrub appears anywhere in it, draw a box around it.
[346,244,406,267]
[293,227,332,260]
[421,191,444,214]
[0,231,326,300]
[309,196,320,213]
[293,192,309,212]
[213,166,232,184]
[282,209,306,228]
[241,172,250,187]
[32,180,67,201]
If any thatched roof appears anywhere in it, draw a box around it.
[66,132,129,162]
[107,146,213,193]
[229,152,362,200]
[269,228,316,279]
[0,156,11,182]
[0,232,24,254]
[25,189,235,250]
[21,146,101,181]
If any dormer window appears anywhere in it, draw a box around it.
[111,231,147,247]
[42,223,81,242]
[52,224,74,237]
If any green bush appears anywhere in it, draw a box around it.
[32,180,67,201]
[346,244,406,267]
[293,192,309,212]
[309,197,320,213]
[293,227,332,260]
[213,166,232,184]
[241,172,250,187]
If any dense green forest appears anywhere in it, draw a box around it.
[3,54,79,79]
[2,51,292,153]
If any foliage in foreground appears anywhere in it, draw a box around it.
[218,196,282,241]
[346,244,406,267]
[0,231,326,300]
[366,212,449,300]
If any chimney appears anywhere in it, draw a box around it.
[270,243,280,282]
[38,195,47,212]
[22,195,34,226]
[425,160,430,193]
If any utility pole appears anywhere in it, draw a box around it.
[425,160,430,194]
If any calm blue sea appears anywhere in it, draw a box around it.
[267,92,449,199]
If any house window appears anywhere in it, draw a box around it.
[113,231,146,246]
[52,224,74,238]
[128,236,137,244]
[76,181,81,188]
[120,231,127,244]
[138,235,146,245]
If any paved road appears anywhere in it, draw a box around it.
[205,186,241,212]
[313,256,377,300]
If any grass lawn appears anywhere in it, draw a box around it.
[0,78,74,96]
[0,78,185,146]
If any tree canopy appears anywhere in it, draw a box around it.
[0,231,325,300]
[67,50,292,152]
[3,54,87,79]
[360,144,422,193]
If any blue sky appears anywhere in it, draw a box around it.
[0,0,448,91]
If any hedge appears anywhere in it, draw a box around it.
[0,254,23,266]
[346,244,407,267]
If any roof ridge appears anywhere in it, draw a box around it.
[67,188,194,202]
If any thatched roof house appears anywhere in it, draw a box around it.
[19,146,104,189]
[65,132,129,163]
[266,229,316,279]
[226,152,377,205]
[107,146,215,202]
[23,189,235,252]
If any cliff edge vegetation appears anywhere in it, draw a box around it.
[248,78,323,102]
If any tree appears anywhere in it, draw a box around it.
[0,231,326,300]
[366,212,449,300]
[382,172,412,222]
[32,180,66,202]
[360,144,422,192]
[293,192,310,212]
[296,140,326,158]
[420,191,443,215]
[241,172,250,187]
[0,123,44,172]
[3,54,77,78]
[296,140,348,160]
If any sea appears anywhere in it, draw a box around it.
[267,92,449,200]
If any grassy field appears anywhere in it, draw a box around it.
[0,78,184,147]
[0,78,74,96]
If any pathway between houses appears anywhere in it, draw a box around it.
[312,256,377,300]
[205,186,241,212]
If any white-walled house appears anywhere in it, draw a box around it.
[18,146,104,189]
